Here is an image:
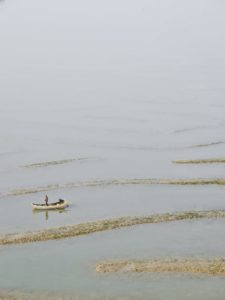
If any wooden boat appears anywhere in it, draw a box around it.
[32,199,69,210]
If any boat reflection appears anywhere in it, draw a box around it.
[32,209,68,220]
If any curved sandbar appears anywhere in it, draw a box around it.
[188,141,224,148]
[96,258,225,276]
[7,178,225,197]
[1,210,225,246]
[173,158,225,164]
[23,157,89,168]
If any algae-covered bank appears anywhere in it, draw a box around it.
[173,158,225,164]
[1,210,225,245]
[6,178,225,197]
[22,157,90,168]
[96,258,225,275]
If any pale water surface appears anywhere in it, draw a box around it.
[1,220,225,299]
[0,0,225,298]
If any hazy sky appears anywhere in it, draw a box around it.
[0,0,225,108]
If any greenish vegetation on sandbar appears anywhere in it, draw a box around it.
[6,178,225,197]
[173,158,225,164]
[1,210,225,246]
[188,141,224,148]
[23,157,89,168]
[96,258,225,275]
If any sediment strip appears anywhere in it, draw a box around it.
[173,158,225,164]
[23,157,89,168]
[119,141,224,151]
[0,292,128,300]
[188,141,224,148]
[1,210,225,246]
[96,258,225,276]
[7,178,225,197]
[0,292,142,300]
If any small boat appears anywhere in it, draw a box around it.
[32,199,69,210]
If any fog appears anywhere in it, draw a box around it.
[0,0,225,110]
[1,0,225,190]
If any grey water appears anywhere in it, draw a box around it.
[1,219,225,300]
[0,0,225,298]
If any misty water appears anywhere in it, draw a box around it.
[0,0,225,299]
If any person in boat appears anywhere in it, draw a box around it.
[45,195,48,206]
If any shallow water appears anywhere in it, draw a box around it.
[1,185,225,234]
[0,0,225,298]
[1,220,225,299]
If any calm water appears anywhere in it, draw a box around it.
[0,0,225,298]
[1,220,225,299]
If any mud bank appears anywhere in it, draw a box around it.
[96,258,225,276]
[6,178,225,197]
[1,210,225,246]
[23,157,89,168]
[173,158,225,164]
